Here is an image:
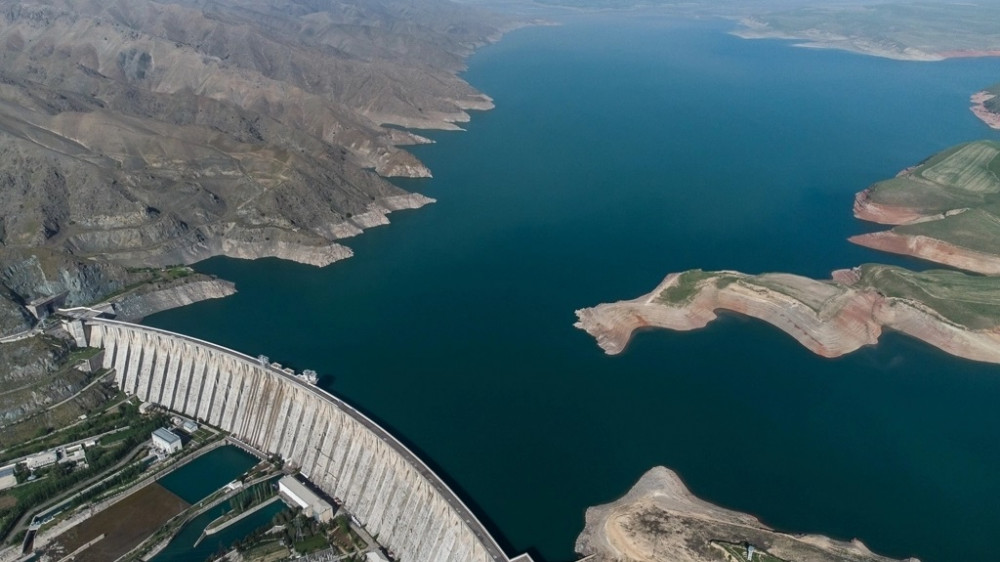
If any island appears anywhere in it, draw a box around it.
[576,466,916,562]
[576,140,1000,365]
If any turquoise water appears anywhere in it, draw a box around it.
[146,16,1000,562]
[158,446,257,504]
[149,500,284,562]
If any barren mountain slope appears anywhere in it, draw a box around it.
[0,0,513,334]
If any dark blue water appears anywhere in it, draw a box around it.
[158,446,257,504]
[146,16,1000,562]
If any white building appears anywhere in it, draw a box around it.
[181,420,199,434]
[152,428,183,454]
[0,465,16,491]
[278,476,334,522]
[25,451,58,470]
[60,444,87,465]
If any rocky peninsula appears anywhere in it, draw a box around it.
[576,466,916,562]
[577,140,1000,365]
[970,90,1000,130]
[575,266,1000,364]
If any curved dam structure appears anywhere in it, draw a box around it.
[84,318,532,562]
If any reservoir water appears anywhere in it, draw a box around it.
[146,16,1000,562]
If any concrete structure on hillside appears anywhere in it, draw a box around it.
[85,318,535,562]
[152,428,183,454]
[279,476,334,522]
[26,292,67,320]
[0,466,16,491]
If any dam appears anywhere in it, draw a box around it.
[82,318,533,562]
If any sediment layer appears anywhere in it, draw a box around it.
[108,278,237,321]
[848,141,1000,273]
[575,268,1000,365]
[848,231,1000,276]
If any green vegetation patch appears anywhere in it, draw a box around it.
[865,141,1000,214]
[0,408,169,543]
[857,264,1000,329]
[895,206,1000,256]
[658,269,715,304]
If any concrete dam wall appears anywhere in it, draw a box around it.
[85,318,531,562]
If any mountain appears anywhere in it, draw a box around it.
[0,0,515,334]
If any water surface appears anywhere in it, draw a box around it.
[147,16,1000,562]
[158,446,257,504]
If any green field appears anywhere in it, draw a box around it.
[859,140,1000,269]
[855,265,1000,330]
[865,141,1000,215]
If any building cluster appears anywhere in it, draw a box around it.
[0,443,94,491]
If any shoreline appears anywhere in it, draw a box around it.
[970,91,1000,130]
[732,25,1000,62]
[576,466,917,562]
[575,268,1000,365]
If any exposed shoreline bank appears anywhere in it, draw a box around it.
[576,466,917,562]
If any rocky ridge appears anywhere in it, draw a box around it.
[576,466,915,562]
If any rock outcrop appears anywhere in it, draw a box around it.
[576,466,915,562]
[109,277,236,321]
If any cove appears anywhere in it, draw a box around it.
[145,15,1000,562]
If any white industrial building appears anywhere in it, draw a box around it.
[60,444,87,465]
[278,476,334,522]
[25,451,58,470]
[152,428,183,454]
[0,465,16,490]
